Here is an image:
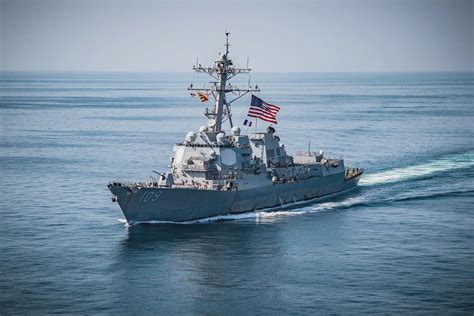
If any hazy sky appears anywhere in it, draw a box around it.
[1,0,473,72]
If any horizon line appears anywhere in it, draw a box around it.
[1,70,473,74]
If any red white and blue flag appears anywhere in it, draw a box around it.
[247,95,280,124]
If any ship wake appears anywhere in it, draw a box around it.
[359,150,474,187]
[121,195,368,226]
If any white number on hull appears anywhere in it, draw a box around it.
[138,191,163,203]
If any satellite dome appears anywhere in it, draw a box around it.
[207,119,216,128]
[199,125,208,133]
[185,131,197,143]
[216,132,226,144]
[231,126,241,136]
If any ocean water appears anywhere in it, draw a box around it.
[0,71,473,314]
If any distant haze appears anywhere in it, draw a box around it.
[1,0,473,72]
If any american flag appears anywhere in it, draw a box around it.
[247,95,281,124]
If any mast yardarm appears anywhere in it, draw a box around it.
[188,32,260,133]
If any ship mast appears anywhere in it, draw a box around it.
[188,32,260,133]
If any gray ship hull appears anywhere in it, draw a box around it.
[109,173,362,224]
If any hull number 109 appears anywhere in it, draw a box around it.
[138,191,163,203]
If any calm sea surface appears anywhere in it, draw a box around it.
[0,71,473,314]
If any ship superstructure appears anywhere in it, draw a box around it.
[108,33,363,223]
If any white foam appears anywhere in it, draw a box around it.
[125,195,368,226]
[185,194,366,224]
[127,210,304,225]
[117,218,131,227]
[360,150,474,186]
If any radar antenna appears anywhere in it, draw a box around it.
[187,32,260,132]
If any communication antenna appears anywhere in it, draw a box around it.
[187,32,260,132]
[225,31,230,54]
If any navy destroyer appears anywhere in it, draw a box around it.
[108,33,363,223]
